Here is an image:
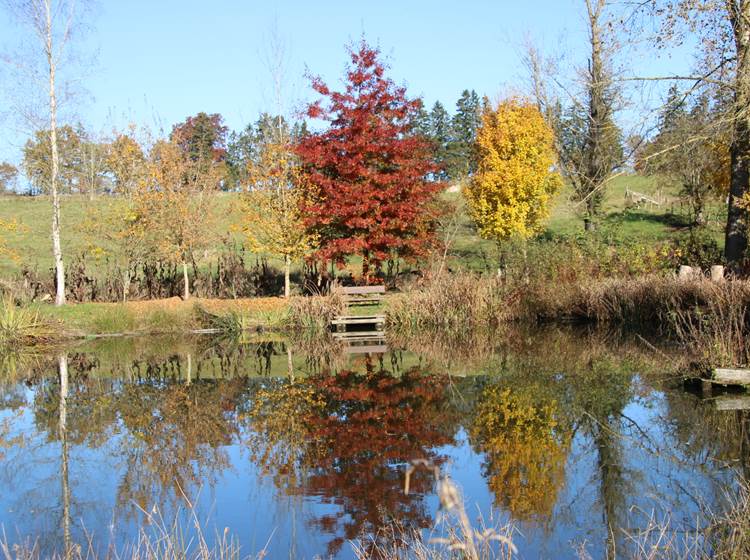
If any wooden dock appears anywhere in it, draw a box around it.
[330,284,387,354]
[331,314,386,328]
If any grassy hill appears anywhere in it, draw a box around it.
[0,174,727,278]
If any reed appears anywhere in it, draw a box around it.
[0,297,56,346]
[285,294,343,332]
[668,280,750,368]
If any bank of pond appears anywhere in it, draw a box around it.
[0,326,747,559]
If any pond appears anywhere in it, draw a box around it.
[0,327,745,559]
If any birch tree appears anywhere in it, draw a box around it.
[3,0,92,305]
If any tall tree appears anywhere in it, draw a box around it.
[573,0,623,228]
[451,89,482,178]
[637,1,750,267]
[466,99,560,251]
[3,0,91,306]
[524,1,623,231]
[430,101,452,181]
[296,39,441,279]
[136,139,222,300]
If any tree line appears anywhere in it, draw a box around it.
[1,0,750,308]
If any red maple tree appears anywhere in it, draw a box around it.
[296,39,441,279]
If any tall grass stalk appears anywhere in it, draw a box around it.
[669,281,750,368]
[0,503,269,560]
[0,297,55,346]
[285,294,343,332]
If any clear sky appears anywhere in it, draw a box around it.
[0,0,692,167]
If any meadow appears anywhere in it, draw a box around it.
[0,174,728,279]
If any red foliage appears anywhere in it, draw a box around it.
[300,367,457,556]
[296,39,441,279]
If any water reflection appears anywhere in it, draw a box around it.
[0,328,744,558]
[247,365,458,556]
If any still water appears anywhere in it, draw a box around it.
[0,328,744,559]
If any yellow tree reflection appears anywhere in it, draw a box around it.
[471,384,571,522]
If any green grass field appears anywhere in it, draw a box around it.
[0,174,728,278]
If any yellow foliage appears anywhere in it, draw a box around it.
[466,99,560,243]
[135,139,221,265]
[106,130,147,196]
[471,384,571,521]
[242,142,318,263]
[0,218,21,262]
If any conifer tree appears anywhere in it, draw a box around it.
[451,89,482,177]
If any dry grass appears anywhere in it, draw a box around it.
[387,273,516,333]
[0,503,268,560]
[669,281,750,368]
[285,294,343,332]
[619,478,750,560]
[353,460,516,560]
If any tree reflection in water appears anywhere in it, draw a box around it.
[471,383,571,522]
[246,363,459,556]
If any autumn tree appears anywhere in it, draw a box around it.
[135,139,222,300]
[105,130,147,196]
[242,142,317,297]
[22,125,82,194]
[466,99,560,254]
[296,40,440,279]
[0,163,18,193]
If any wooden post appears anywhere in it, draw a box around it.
[678,265,696,281]
[710,265,725,282]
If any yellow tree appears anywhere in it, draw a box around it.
[466,99,560,258]
[243,142,317,298]
[136,139,221,300]
[105,129,147,197]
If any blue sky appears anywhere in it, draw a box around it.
[0,0,692,167]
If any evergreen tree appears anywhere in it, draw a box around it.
[411,102,431,138]
[659,84,686,136]
[430,101,452,181]
[450,89,481,178]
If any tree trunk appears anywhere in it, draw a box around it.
[284,254,291,298]
[726,1,750,269]
[47,2,65,306]
[58,353,72,559]
[182,261,190,300]
[122,269,131,303]
[362,250,370,283]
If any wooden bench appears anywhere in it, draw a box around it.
[334,285,385,306]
